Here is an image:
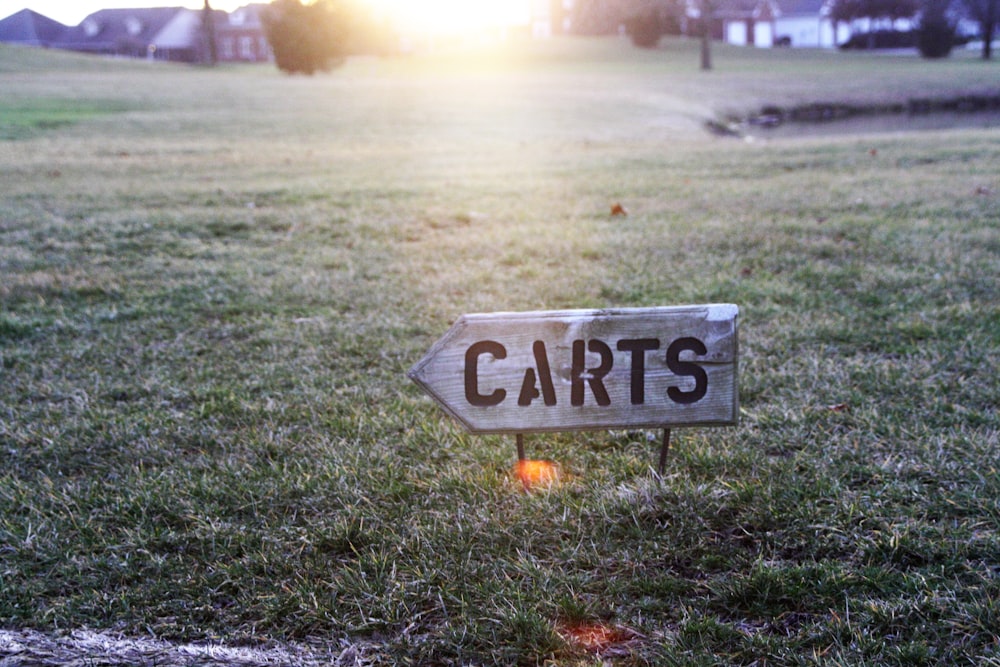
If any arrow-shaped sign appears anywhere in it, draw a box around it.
[408,305,738,434]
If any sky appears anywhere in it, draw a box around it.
[0,0,534,35]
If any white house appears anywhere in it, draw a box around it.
[714,0,852,47]
[773,0,852,47]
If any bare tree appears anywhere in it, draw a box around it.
[963,0,998,58]
[202,0,217,65]
[699,0,714,70]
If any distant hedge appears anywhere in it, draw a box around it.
[839,29,917,49]
[839,27,968,53]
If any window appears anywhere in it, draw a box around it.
[125,16,143,36]
[82,18,101,37]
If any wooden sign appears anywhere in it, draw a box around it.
[408,305,738,434]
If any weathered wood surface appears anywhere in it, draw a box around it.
[409,305,739,434]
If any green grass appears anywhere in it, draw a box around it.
[1,38,999,664]
[0,98,132,140]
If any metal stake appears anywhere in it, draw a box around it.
[516,433,526,461]
[657,428,671,475]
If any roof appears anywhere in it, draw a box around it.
[775,0,831,17]
[712,0,830,19]
[55,7,191,53]
[220,3,269,29]
[713,0,779,20]
[0,9,67,46]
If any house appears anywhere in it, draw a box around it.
[0,8,67,47]
[714,0,781,46]
[55,7,212,61]
[0,4,272,64]
[772,0,852,47]
[713,0,851,47]
[215,4,272,62]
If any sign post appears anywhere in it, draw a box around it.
[409,304,739,473]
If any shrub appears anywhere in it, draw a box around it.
[839,29,917,49]
[262,0,348,74]
[917,15,956,58]
[625,10,666,48]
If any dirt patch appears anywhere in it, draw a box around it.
[0,629,380,667]
[707,93,1000,137]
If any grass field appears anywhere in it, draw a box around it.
[2,37,999,665]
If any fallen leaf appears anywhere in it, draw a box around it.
[610,203,628,217]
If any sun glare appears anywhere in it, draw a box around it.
[365,0,531,37]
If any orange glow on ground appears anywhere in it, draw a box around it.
[557,621,646,655]
[513,459,560,490]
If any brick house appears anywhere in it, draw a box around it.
[215,4,272,63]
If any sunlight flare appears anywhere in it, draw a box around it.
[365,0,531,36]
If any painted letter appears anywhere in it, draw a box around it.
[666,337,708,404]
[465,340,506,407]
[571,339,613,406]
[518,341,557,406]
[616,338,660,405]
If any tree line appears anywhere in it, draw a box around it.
[257,0,998,74]
[609,0,997,59]
[826,0,990,57]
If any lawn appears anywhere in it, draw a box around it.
[1,37,999,665]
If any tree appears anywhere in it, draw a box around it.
[623,0,684,47]
[918,0,956,56]
[830,0,919,45]
[625,11,664,47]
[262,0,349,74]
[886,0,921,26]
[962,0,998,58]
[202,0,217,66]
[697,0,714,70]
[829,0,861,44]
